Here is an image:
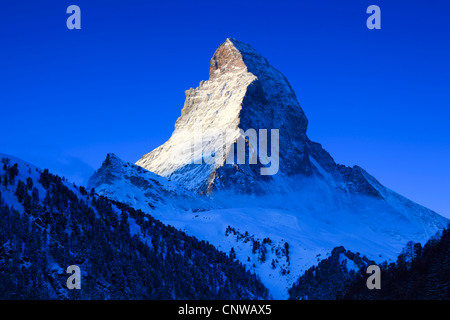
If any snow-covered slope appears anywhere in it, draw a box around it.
[143,179,447,299]
[88,154,448,299]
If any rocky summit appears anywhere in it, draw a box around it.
[136,39,393,197]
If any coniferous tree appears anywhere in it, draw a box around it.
[14,180,26,203]
[26,177,33,190]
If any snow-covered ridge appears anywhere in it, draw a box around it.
[88,153,210,213]
[0,153,85,213]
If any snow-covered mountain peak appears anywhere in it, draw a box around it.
[85,40,449,298]
[133,39,447,203]
[137,38,313,193]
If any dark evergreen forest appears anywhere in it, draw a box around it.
[0,160,269,300]
[288,229,449,300]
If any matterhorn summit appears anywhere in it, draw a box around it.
[88,39,448,298]
[135,39,395,198]
[136,38,315,193]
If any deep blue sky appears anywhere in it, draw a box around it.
[1,1,449,217]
